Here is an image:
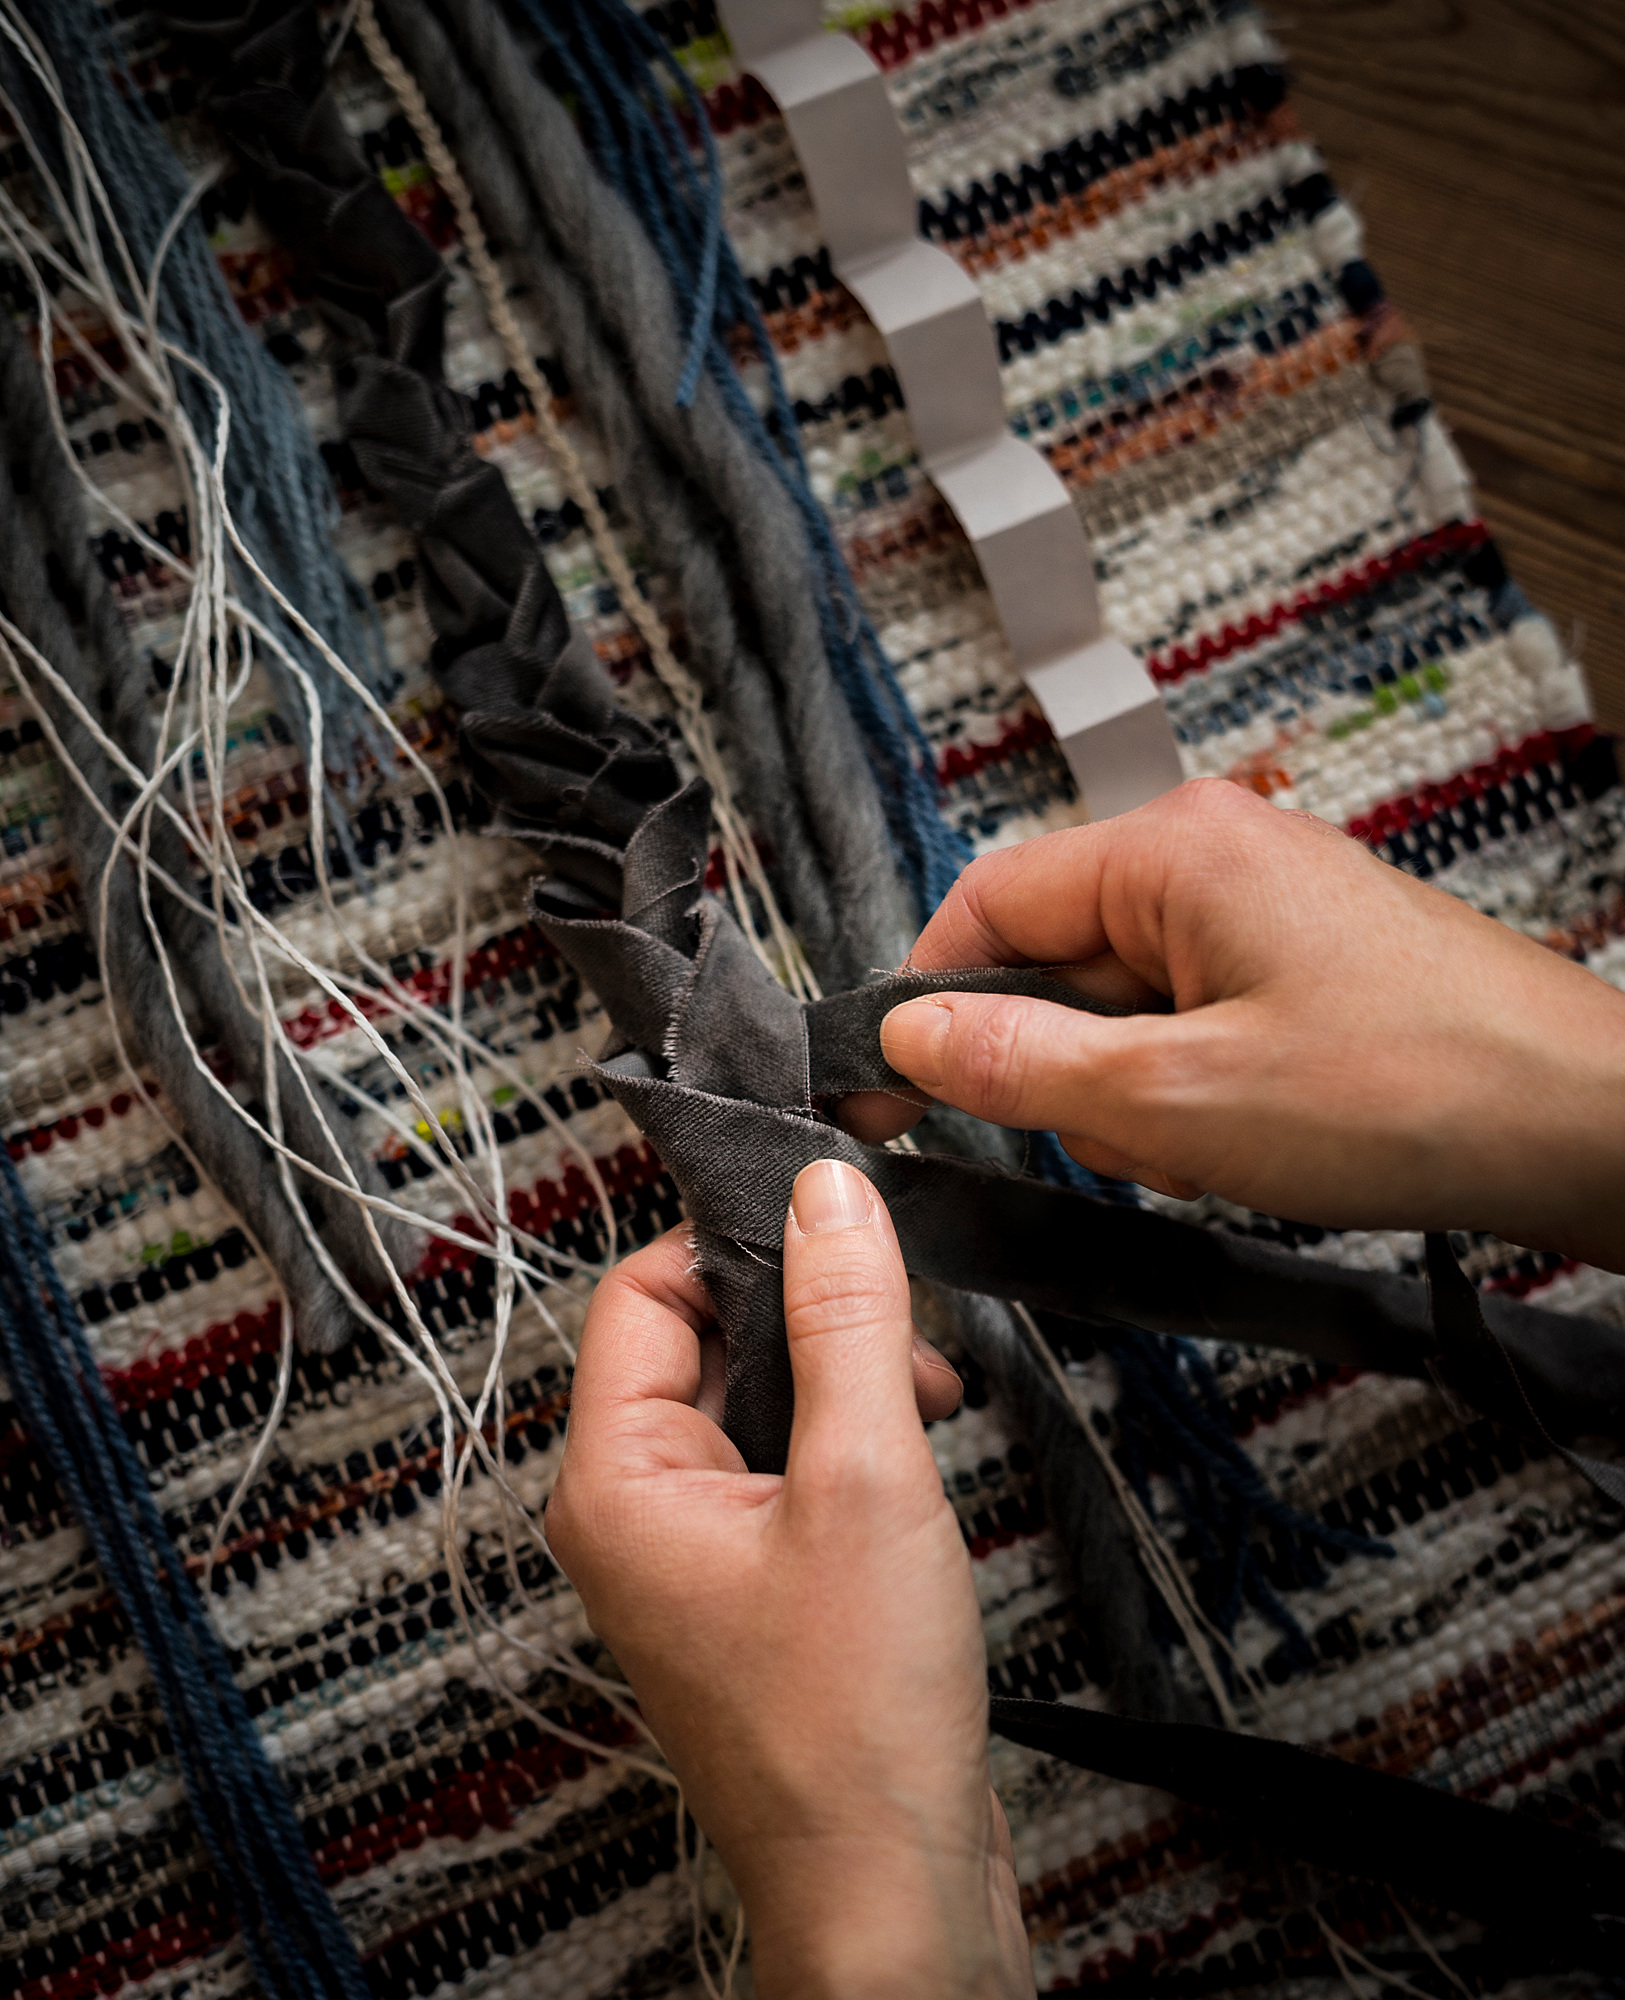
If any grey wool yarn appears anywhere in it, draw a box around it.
[376,0,919,990]
[0,311,409,1353]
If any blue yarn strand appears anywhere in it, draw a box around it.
[515,0,971,916]
[568,0,721,406]
[673,159,722,408]
[1105,1326,1393,1665]
[0,1148,371,2000]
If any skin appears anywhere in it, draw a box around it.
[547,1167,1032,2000]
[548,778,1625,1995]
[858,778,1625,1272]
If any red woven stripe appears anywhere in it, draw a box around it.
[1347,723,1596,847]
[1146,520,1490,686]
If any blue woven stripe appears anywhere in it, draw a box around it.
[0,1148,371,2000]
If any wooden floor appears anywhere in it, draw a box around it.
[1277,0,1625,736]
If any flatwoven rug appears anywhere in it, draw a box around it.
[3,2,1625,1997]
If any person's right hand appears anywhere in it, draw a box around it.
[846,778,1625,1273]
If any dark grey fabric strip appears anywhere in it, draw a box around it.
[602,1056,1436,1365]
[595,1055,1625,1468]
[804,968,1131,1097]
[988,1696,1625,1970]
[1426,1232,1625,1507]
[515,759,1625,1480]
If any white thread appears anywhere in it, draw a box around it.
[0,0,672,1812]
[1316,1909,1443,2000]
[1012,1304,1254,1725]
[1388,1896,1474,2000]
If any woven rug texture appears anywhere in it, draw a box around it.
[3,2,1624,1996]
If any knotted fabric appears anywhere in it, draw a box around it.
[530,781,1625,1472]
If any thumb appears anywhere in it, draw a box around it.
[881,989,1154,1138]
[781,1159,928,1485]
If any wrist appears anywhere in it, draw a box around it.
[1477,973,1625,1272]
[741,1831,1012,2000]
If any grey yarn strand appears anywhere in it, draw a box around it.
[381,0,916,986]
[0,312,406,1352]
[371,0,854,984]
[949,1292,1202,1725]
[9,0,386,776]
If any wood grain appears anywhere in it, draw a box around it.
[1276,0,1625,736]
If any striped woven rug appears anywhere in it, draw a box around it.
[3,3,1622,1996]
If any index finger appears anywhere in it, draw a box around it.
[564,1225,744,1474]
[908,820,1116,971]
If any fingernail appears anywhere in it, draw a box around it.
[791,1158,873,1234]
[881,997,950,1089]
[912,1335,961,1386]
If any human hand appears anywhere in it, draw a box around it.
[545,1162,1033,2000]
[852,778,1625,1272]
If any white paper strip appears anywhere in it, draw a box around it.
[715,0,1185,820]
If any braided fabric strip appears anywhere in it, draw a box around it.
[168,0,676,893]
[165,0,1625,1479]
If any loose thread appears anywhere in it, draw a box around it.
[1316,1909,1444,2000]
[1012,1305,1248,1725]
[4,0,386,779]
[1106,1327,1394,1665]
[0,0,679,1858]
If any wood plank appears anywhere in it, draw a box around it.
[1279,0,1625,739]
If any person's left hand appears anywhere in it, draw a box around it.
[545,1160,1034,2000]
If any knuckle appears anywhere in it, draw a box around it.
[1137,779,1279,899]
[953,1000,1030,1110]
[543,1461,620,1588]
[1158,776,1266,850]
[542,1475,583,1575]
[1177,774,1250,817]
[1111,1018,1217,1120]
[1111,1034,1177,1112]
[795,1431,921,1518]
[580,1260,637,1334]
[938,851,1010,961]
[799,1452,883,1521]
[953,850,999,919]
[782,1258,898,1339]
